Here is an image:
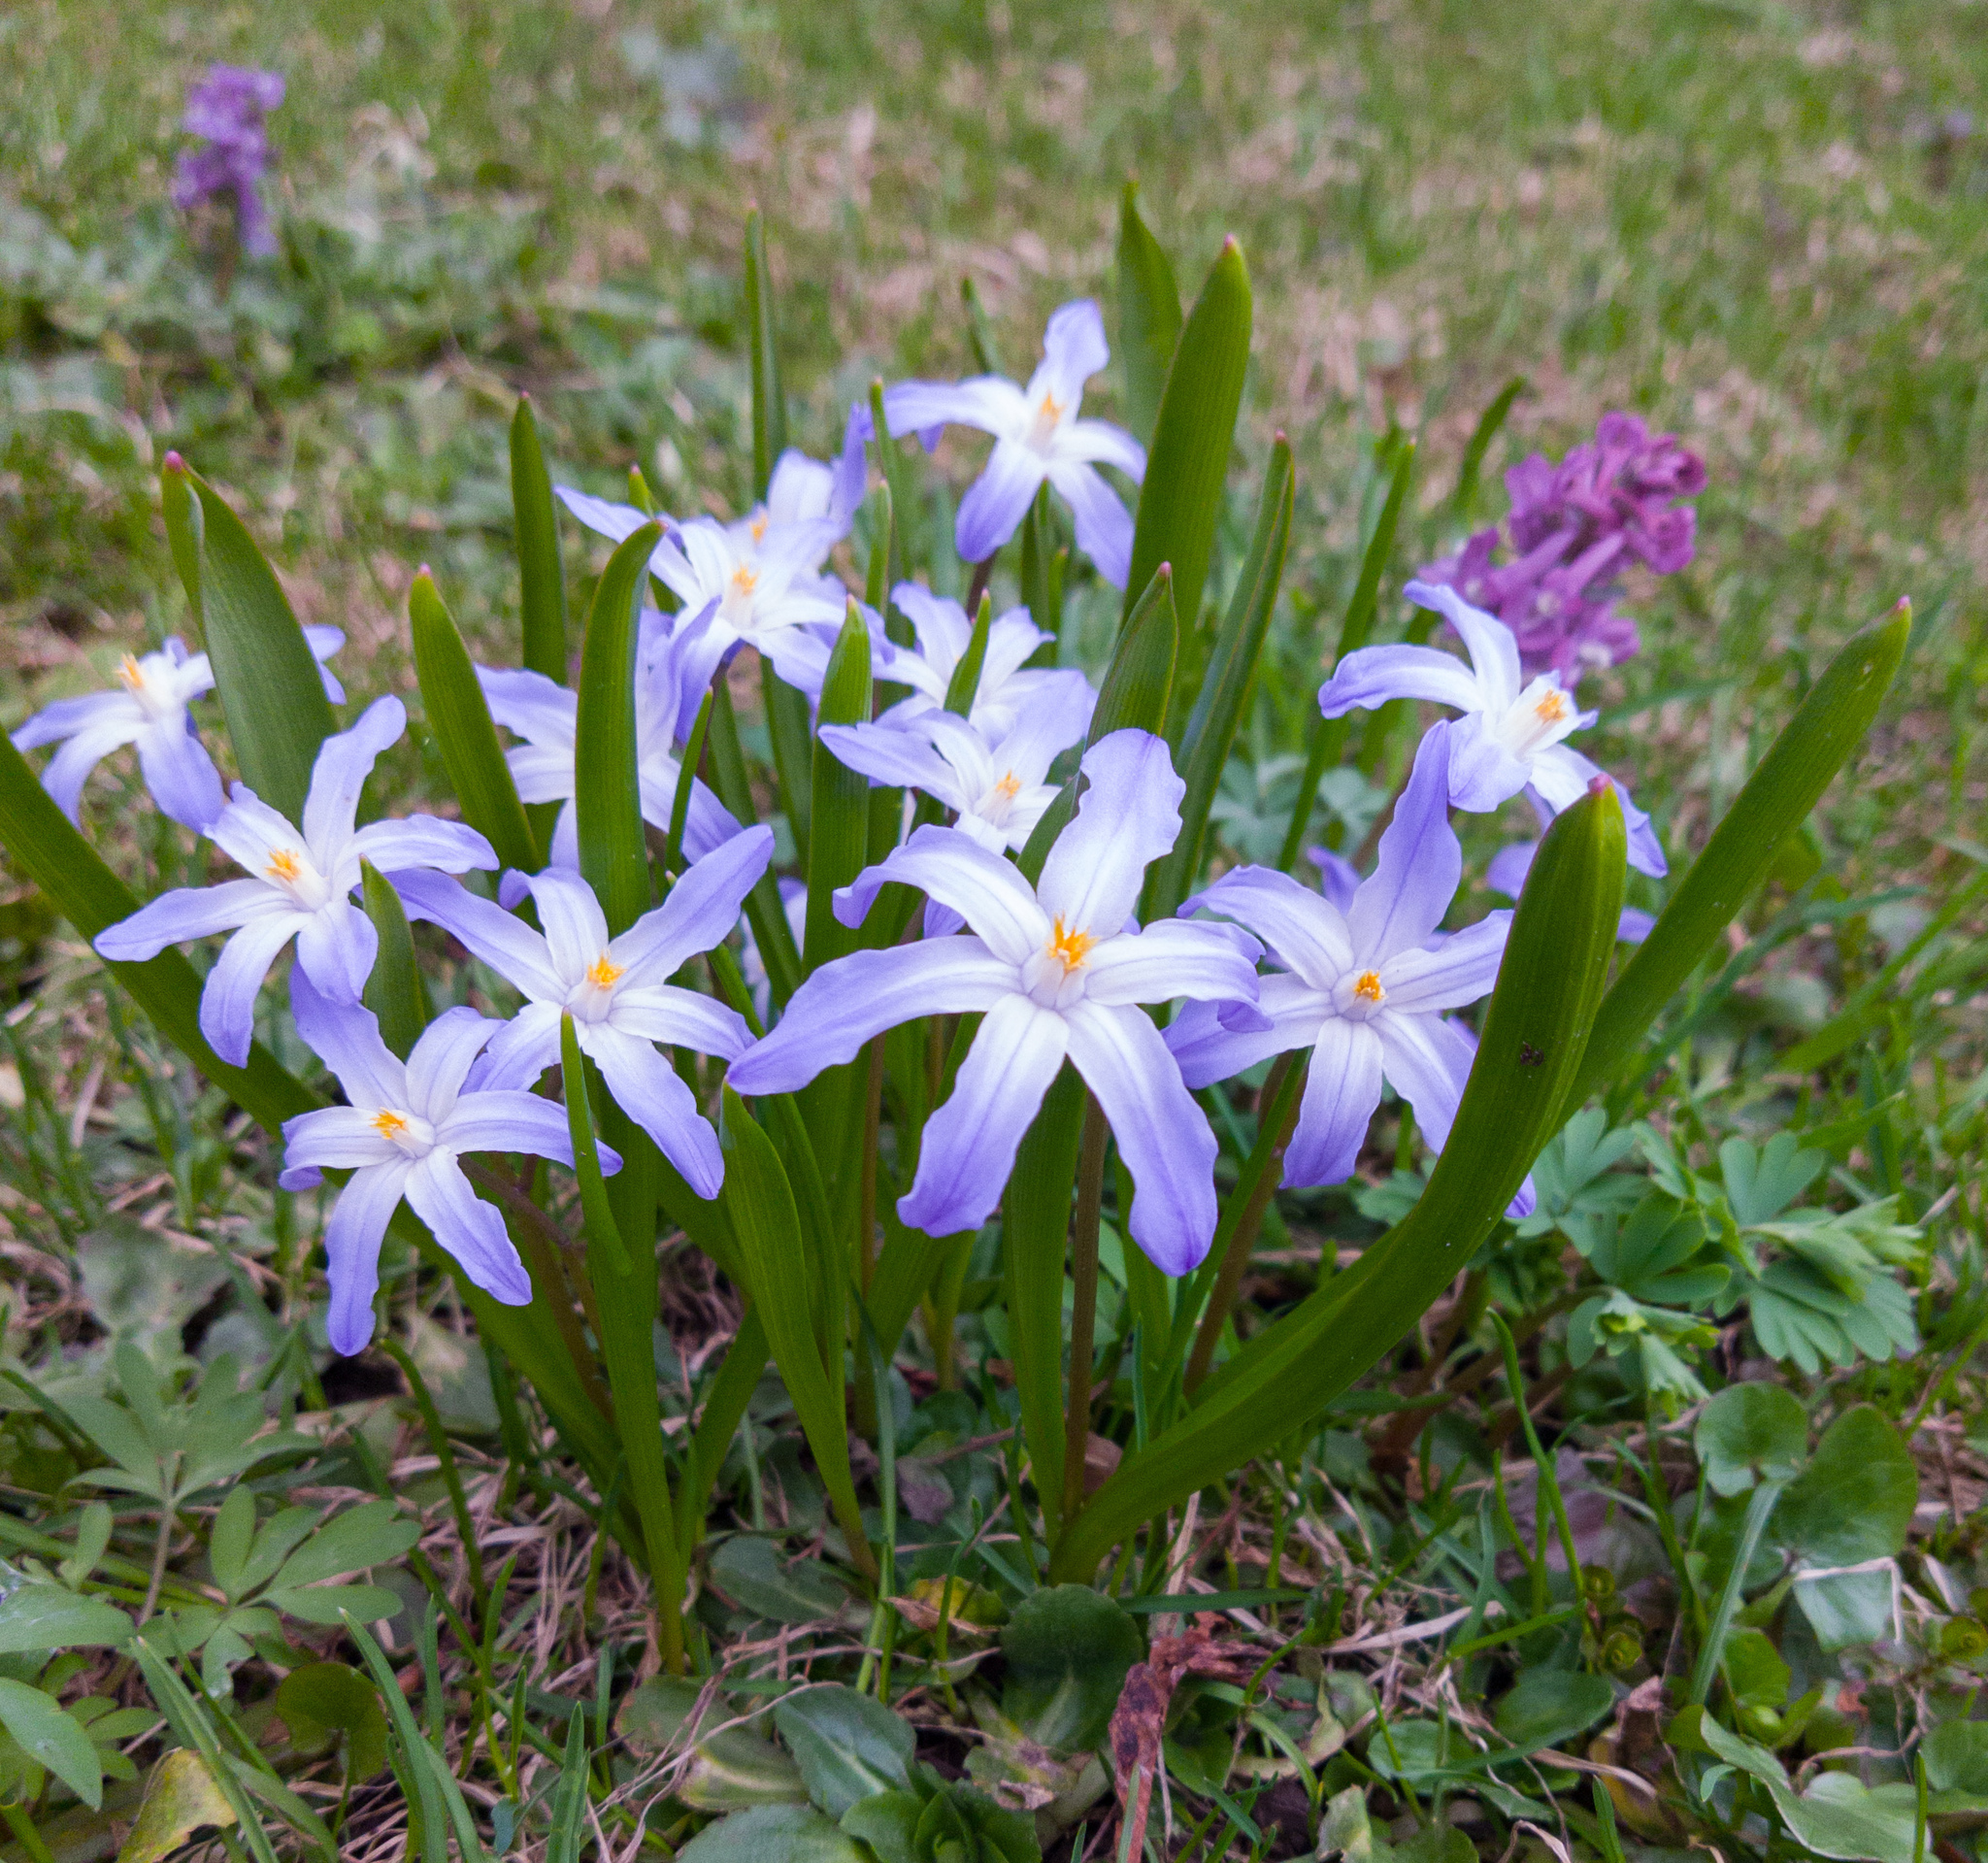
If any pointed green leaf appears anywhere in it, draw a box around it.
[763,658,815,869]
[1122,236,1250,659]
[561,1013,633,1278]
[745,207,788,496]
[511,396,569,682]
[0,1585,131,1654]
[662,690,716,879]
[1278,437,1416,870]
[1116,182,1183,446]
[803,602,874,973]
[1451,375,1526,521]
[1016,565,1177,886]
[944,593,993,715]
[717,1089,874,1578]
[576,520,662,937]
[960,274,1006,376]
[166,455,338,825]
[360,861,431,1060]
[0,1678,101,1810]
[1150,434,1293,916]
[1569,603,1910,1110]
[409,569,541,883]
[707,682,803,1007]
[1053,784,1626,1580]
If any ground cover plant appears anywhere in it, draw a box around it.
[1,3,1985,1860]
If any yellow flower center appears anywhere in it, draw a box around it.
[730,564,758,595]
[1533,689,1570,726]
[371,1109,409,1140]
[265,848,303,883]
[116,653,145,690]
[993,771,1021,801]
[750,513,768,544]
[1047,916,1097,974]
[1351,969,1385,1003]
[586,954,625,990]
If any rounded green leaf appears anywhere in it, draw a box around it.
[1695,1383,1809,1497]
[1491,1670,1616,1754]
[999,1585,1143,1754]
[773,1684,914,1817]
[679,1804,868,1862]
[1775,1405,1916,1566]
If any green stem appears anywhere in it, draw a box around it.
[1688,1477,1788,1706]
[381,1339,489,1617]
[1061,1094,1110,1533]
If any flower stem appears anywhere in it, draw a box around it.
[1183,1055,1306,1392]
[1061,1093,1110,1531]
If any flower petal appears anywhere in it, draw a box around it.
[1080,919,1263,1009]
[1182,864,1351,992]
[294,899,379,1004]
[350,815,498,879]
[883,378,1031,443]
[579,1023,725,1199]
[1484,841,1537,899]
[282,1106,404,1172]
[36,720,141,820]
[728,938,1018,1096]
[1165,973,1331,1089]
[437,1089,589,1167]
[197,913,305,1066]
[1347,720,1461,964]
[1404,580,1523,715]
[1281,1017,1383,1188]
[835,825,1049,967]
[1309,848,1361,915]
[1445,714,1533,813]
[322,1162,411,1354]
[10,689,135,753]
[609,982,752,1061]
[818,722,960,802]
[1038,729,1182,942]
[302,696,405,869]
[1065,1000,1217,1276]
[1375,1011,1478,1155]
[1036,298,1110,406]
[1316,644,1485,721]
[208,786,307,881]
[956,440,1047,565]
[392,871,564,1003]
[1060,418,1146,482]
[403,1007,502,1120]
[555,485,659,548]
[287,968,408,1108]
[403,1153,532,1306]
[94,879,282,961]
[898,993,1069,1239]
[1527,747,1668,878]
[1377,911,1510,1014]
[133,717,225,831]
[479,665,576,747]
[1044,459,1135,589]
[513,868,609,981]
[472,1001,563,1092]
[608,825,775,984]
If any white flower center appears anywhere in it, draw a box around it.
[1026,388,1066,453]
[719,563,759,632]
[567,952,625,1023]
[1495,676,1581,762]
[261,844,333,912]
[1333,967,1387,1022]
[978,769,1023,827]
[368,1106,436,1155]
[1020,915,1096,1009]
[116,653,179,722]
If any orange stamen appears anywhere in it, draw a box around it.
[265,848,302,883]
[1047,916,1097,973]
[116,654,145,690]
[1351,969,1385,1003]
[371,1109,409,1139]
[1533,689,1570,725]
[586,954,625,990]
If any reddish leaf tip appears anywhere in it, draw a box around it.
[162,449,186,473]
[1588,775,1611,799]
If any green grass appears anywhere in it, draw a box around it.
[2,2,1987,1860]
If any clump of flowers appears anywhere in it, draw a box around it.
[172,64,286,258]
[1418,411,1706,682]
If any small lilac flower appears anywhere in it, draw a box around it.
[1167,722,1532,1214]
[93,698,494,1067]
[881,301,1146,586]
[11,626,344,830]
[395,830,773,1197]
[1317,580,1666,878]
[872,584,1095,742]
[1419,411,1706,682]
[728,731,1261,1274]
[173,66,285,257]
[1485,838,1653,945]
[478,611,737,882]
[279,975,617,1356]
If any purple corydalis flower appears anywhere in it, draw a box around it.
[11,626,344,831]
[872,584,1095,742]
[94,698,494,1066]
[173,65,285,258]
[395,830,773,1198]
[280,977,617,1355]
[1168,722,1533,1215]
[1317,580,1667,879]
[1419,411,1706,682]
[478,610,737,884]
[728,730,1261,1275]
[881,300,1146,586]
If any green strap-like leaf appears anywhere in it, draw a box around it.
[409,569,539,878]
[1003,1064,1088,1542]
[1017,565,1178,886]
[944,592,993,715]
[1278,437,1416,871]
[1450,375,1526,521]
[718,1089,876,1580]
[1122,237,1250,668]
[511,395,569,682]
[560,1014,633,1279]
[707,682,804,1007]
[803,603,875,974]
[1569,602,1911,1112]
[1150,436,1294,916]
[745,207,788,496]
[1051,784,1627,1580]
[360,861,431,1060]
[576,520,662,937]
[679,1305,770,1560]
[961,273,1006,375]
[1116,182,1183,446]
[167,456,338,824]
[763,657,816,870]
